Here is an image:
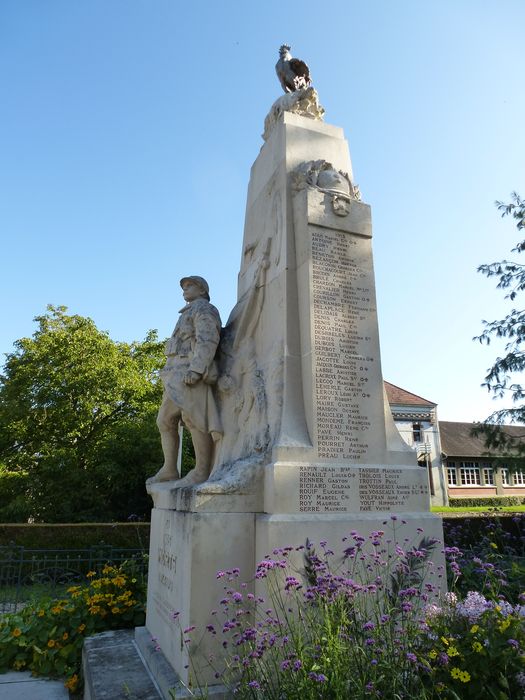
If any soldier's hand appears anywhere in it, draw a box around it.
[184,370,202,385]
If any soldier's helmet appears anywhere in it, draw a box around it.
[180,276,210,301]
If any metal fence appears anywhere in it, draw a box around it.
[0,545,147,614]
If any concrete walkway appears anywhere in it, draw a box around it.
[0,671,69,699]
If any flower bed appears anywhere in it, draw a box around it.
[0,559,146,693]
[170,517,524,699]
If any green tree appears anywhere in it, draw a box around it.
[0,305,165,522]
[475,193,525,452]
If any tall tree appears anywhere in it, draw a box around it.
[0,306,165,522]
[474,193,525,452]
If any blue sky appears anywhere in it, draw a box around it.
[1,1,524,422]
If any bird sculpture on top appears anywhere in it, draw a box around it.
[275,44,311,93]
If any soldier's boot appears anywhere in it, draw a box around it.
[174,430,214,487]
[147,428,181,483]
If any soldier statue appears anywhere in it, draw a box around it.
[148,276,222,486]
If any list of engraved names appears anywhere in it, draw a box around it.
[311,228,376,459]
[299,465,428,512]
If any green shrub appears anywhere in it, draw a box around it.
[0,467,32,522]
[448,496,525,508]
[0,559,146,692]
[0,523,150,550]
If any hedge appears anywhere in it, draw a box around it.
[448,495,525,508]
[0,523,150,550]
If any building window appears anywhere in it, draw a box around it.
[513,471,525,486]
[482,467,494,486]
[502,469,510,486]
[412,422,422,442]
[447,467,457,486]
[460,462,481,486]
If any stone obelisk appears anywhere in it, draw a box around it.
[141,86,445,692]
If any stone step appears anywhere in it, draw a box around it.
[82,628,228,700]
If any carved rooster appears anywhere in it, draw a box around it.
[275,44,311,93]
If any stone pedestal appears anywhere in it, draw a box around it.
[144,509,255,687]
[141,107,446,694]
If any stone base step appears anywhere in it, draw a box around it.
[82,628,228,700]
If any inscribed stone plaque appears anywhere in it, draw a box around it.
[311,227,381,460]
[287,463,429,513]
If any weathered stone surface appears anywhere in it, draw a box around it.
[263,87,325,141]
[0,671,68,700]
[83,630,160,700]
[145,511,255,687]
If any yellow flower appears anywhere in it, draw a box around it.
[38,609,45,617]
[65,674,79,692]
[112,575,126,587]
[459,671,471,683]
[490,542,498,550]
[62,632,69,641]
[131,578,137,583]
[86,571,96,578]
[13,660,26,670]
[470,625,479,634]
[450,667,461,679]
[429,650,437,660]
[472,641,483,653]
[440,637,449,646]
[47,639,56,648]
[67,585,79,593]
[78,623,86,633]
[12,628,22,638]
[111,607,120,614]
[498,618,511,632]
[447,646,459,657]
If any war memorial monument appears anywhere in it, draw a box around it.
[84,46,445,698]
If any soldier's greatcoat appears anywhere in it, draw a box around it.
[161,298,222,435]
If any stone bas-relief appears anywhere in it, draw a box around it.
[148,276,222,487]
[292,159,361,216]
[212,244,273,472]
[263,87,325,142]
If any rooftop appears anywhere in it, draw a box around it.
[384,381,436,407]
[439,421,525,458]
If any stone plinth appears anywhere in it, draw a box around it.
[145,509,255,686]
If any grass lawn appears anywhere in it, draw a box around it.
[432,505,525,513]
